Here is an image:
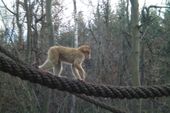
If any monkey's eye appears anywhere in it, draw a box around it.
[85,51,89,54]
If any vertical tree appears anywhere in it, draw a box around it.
[46,0,54,47]
[116,0,130,85]
[67,1,78,113]
[24,0,32,62]
[41,1,54,113]
[16,0,23,51]
[129,0,141,113]
[129,0,140,86]
[73,0,78,47]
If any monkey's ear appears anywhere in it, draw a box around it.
[82,47,90,53]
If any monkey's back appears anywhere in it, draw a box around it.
[49,46,84,64]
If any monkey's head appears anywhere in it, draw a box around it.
[79,45,91,59]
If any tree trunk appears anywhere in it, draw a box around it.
[24,0,32,63]
[16,0,23,52]
[46,0,54,47]
[67,1,78,113]
[129,0,141,113]
[41,1,54,113]
[73,0,78,48]
[129,0,140,86]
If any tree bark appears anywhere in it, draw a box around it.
[73,0,78,47]
[129,0,140,86]
[129,0,141,113]
[46,0,54,47]
[41,1,54,113]
[24,0,32,63]
[67,1,78,113]
[16,0,23,51]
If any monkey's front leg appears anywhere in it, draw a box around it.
[72,66,83,80]
[76,65,86,80]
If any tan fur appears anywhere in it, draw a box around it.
[39,45,91,80]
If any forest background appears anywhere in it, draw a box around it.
[0,0,170,113]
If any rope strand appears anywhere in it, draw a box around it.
[0,55,170,99]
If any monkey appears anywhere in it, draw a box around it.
[38,45,91,80]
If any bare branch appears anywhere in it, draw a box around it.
[1,0,16,15]
[148,5,170,9]
[88,21,97,43]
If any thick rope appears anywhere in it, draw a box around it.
[0,54,170,99]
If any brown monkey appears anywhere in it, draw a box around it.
[39,45,91,80]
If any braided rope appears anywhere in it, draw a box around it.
[0,55,170,99]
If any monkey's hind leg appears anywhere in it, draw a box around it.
[53,62,63,77]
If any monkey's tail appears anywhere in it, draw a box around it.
[39,59,53,70]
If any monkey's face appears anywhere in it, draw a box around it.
[79,45,91,59]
